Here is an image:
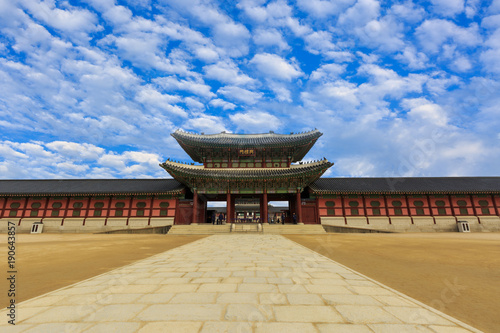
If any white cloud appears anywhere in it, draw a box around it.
[45,141,105,160]
[297,0,356,18]
[402,98,448,127]
[415,19,481,53]
[253,29,289,51]
[249,53,303,81]
[154,76,215,99]
[203,61,255,86]
[338,0,380,27]
[209,98,237,110]
[218,86,263,105]
[396,46,429,70]
[229,111,281,132]
[429,0,464,17]
[310,63,346,81]
[184,115,228,133]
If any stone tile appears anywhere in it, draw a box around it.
[192,277,220,283]
[157,284,199,293]
[198,283,238,292]
[239,283,278,293]
[322,294,382,306]
[349,286,395,296]
[201,321,253,333]
[255,322,318,333]
[85,322,141,333]
[14,306,51,322]
[23,323,94,332]
[287,293,324,305]
[309,278,348,286]
[368,323,434,332]
[336,305,401,324]
[136,304,223,321]
[274,305,344,323]
[259,293,288,305]
[225,304,273,321]
[243,277,268,284]
[136,293,174,304]
[267,277,293,284]
[222,277,244,284]
[217,292,259,304]
[84,304,147,322]
[103,284,159,294]
[317,323,373,333]
[169,292,217,304]
[161,277,192,284]
[138,321,204,333]
[24,305,97,323]
[383,307,454,326]
[278,284,308,293]
[21,295,66,308]
[428,325,474,333]
[0,324,34,332]
[306,285,352,295]
[374,295,418,307]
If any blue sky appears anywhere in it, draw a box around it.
[1,0,499,179]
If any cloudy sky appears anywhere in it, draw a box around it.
[1,0,499,179]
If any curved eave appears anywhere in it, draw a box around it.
[160,160,333,181]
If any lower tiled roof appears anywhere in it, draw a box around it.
[310,177,500,194]
[0,179,184,196]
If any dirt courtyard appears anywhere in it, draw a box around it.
[287,233,500,333]
[1,232,499,332]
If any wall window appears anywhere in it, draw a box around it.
[327,209,335,216]
[9,202,20,217]
[30,202,41,217]
[115,202,125,217]
[435,200,446,215]
[349,201,359,215]
[392,200,402,207]
[414,200,424,207]
[394,208,403,215]
[457,200,468,215]
[72,202,83,217]
[136,202,146,216]
[479,200,490,215]
[159,202,170,217]
[94,202,104,217]
[370,201,381,215]
[52,202,62,217]
[325,201,335,207]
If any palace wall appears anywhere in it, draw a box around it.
[0,195,177,233]
[318,194,500,232]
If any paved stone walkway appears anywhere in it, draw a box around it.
[2,235,481,332]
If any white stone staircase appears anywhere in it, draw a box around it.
[167,223,326,234]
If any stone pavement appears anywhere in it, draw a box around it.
[1,235,481,332]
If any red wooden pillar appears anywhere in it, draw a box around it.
[296,189,302,224]
[226,192,231,224]
[262,191,268,223]
[192,190,198,224]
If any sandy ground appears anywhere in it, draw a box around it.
[286,233,500,333]
[1,232,499,332]
[0,234,206,308]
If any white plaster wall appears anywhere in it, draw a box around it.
[128,218,149,228]
[320,217,346,226]
[345,217,369,227]
[478,216,500,231]
[150,218,174,227]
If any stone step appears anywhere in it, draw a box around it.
[168,224,326,234]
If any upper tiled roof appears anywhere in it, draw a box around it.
[172,129,322,147]
[0,179,184,196]
[310,177,500,194]
[171,129,323,162]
